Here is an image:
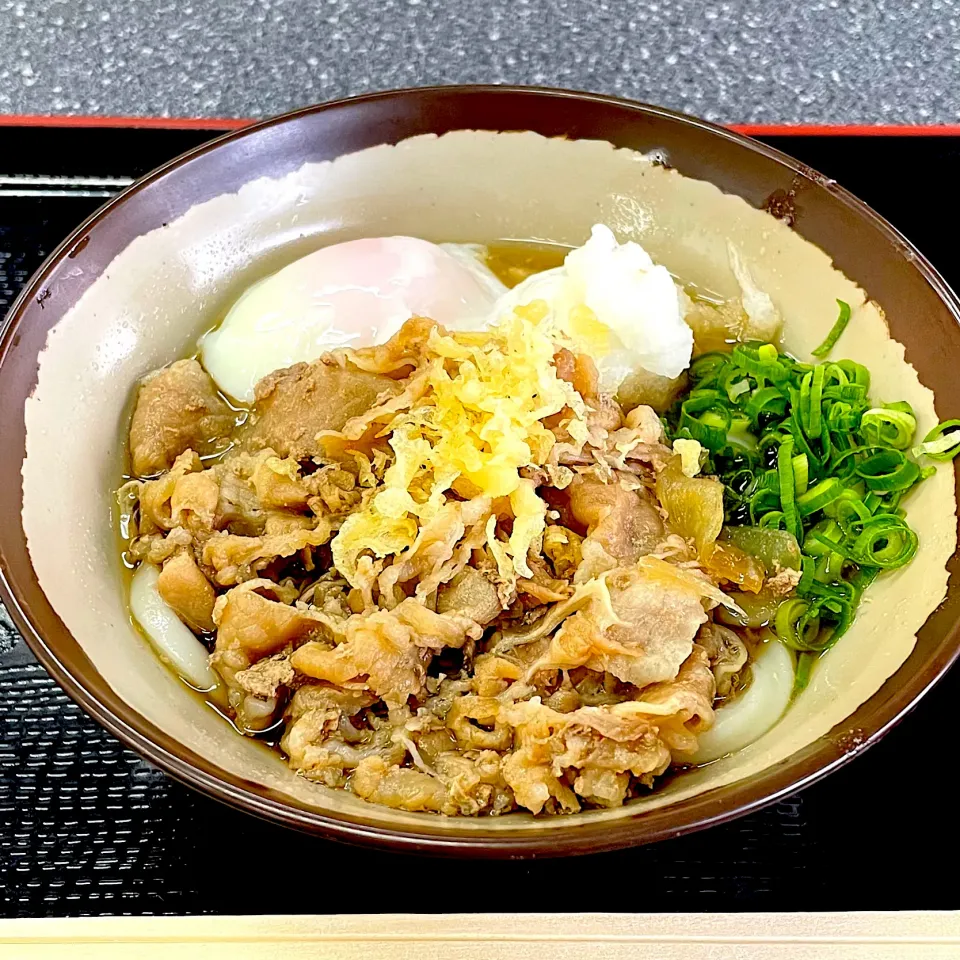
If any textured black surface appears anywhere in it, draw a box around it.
[2,128,960,917]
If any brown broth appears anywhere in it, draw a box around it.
[484,240,569,288]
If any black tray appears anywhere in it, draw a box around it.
[2,126,958,917]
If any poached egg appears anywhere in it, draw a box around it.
[483,224,693,392]
[201,236,507,403]
[201,225,693,403]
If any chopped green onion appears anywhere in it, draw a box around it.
[850,515,918,569]
[800,365,825,438]
[787,410,822,473]
[680,391,731,451]
[796,477,843,516]
[827,490,873,536]
[817,549,845,581]
[727,377,751,402]
[774,598,822,651]
[803,518,843,557]
[914,419,960,461]
[777,436,802,541]
[811,300,852,358]
[855,449,921,493]
[732,343,790,383]
[861,403,917,450]
[835,359,870,390]
[758,510,785,529]
[663,311,933,692]
[794,652,818,694]
[744,386,788,425]
[689,352,729,388]
[792,453,809,496]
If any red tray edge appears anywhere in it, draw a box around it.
[1,113,960,136]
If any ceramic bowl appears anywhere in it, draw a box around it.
[1,86,958,856]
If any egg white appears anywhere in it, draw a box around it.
[489,224,693,393]
[201,237,507,403]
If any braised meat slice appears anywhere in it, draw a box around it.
[129,359,235,476]
[241,359,400,460]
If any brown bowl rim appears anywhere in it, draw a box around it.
[1,84,959,857]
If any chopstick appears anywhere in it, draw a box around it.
[1,911,958,958]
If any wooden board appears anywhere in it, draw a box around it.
[2,913,960,958]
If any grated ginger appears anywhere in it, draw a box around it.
[332,306,587,586]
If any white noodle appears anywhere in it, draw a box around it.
[129,563,218,690]
[690,639,795,765]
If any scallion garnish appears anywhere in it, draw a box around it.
[665,329,954,694]
[811,299,852,358]
[914,419,960,461]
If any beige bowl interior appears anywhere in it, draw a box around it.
[21,130,956,836]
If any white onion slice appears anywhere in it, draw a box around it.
[690,639,795,765]
[129,562,218,690]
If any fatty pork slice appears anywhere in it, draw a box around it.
[200,516,333,586]
[569,476,664,581]
[241,357,400,460]
[531,557,723,689]
[280,684,390,788]
[129,359,236,476]
[501,645,715,813]
[291,598,483,708]
[210,583,329,731]
[210,583,322,699]
[157,552,217,633]
[350,751,513,816]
